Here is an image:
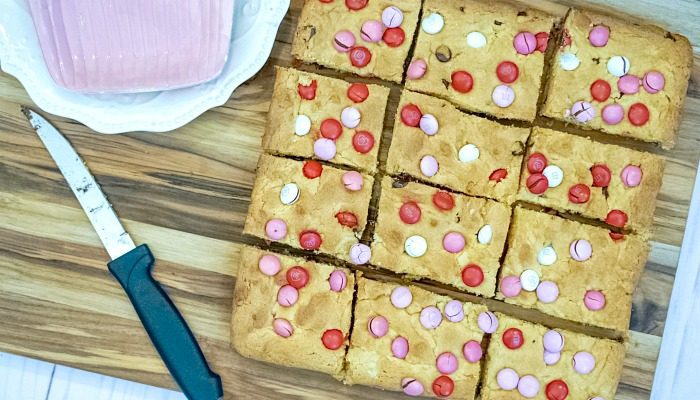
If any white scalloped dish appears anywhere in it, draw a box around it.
[0,0,289,133]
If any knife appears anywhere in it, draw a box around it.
[22,107,223,400]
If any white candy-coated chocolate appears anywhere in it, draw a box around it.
[404,235,428,257]
[537,245,557,266]
[559,52,580,71]
[421,12,444,35]
[458,144,480,163]
[543,165,564,188]
[477,224,493,244]
[466,31,487,48]
[607,56,631,77]
[520,269,540,292]
[294,114,311,136]
[341,106,361,129]
[279,183,300,205]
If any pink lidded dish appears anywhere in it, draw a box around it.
[26,0,235,93]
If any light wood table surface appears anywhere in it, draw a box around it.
[0,0,698,398]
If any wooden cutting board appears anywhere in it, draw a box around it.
[0,0,698,398]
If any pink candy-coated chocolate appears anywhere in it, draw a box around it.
[328,270,348,292]
[500,275,522,298]
[442,231,465,253]
[436,352,458,374]
[643,71,665,94]
[368,315,389,338]
[314,138,336,160]
[392,336,409,359]
[349,243,371,265]
[419,114,439,135]
[444,300,464,322]
[513,31,537,55]
[620,165,643,187]
[333,30,356,52]
[420,155,439,177]
[477,311,498,333]
[618,74,640,94]
[360,20,384,42]
[573,351,596,374]
[382,6,404,28]
[342,171,364,191]
[273,318,294,337]
[492,84,516,108]
[544,350,561,365]
[391,286,413,309]
[401,378,425,396]
[584,290,606,311]
[602,103,625,125]
[258,254,281,276]
[536,281,559,303]
[277,285,299,307]
[518,375,541,398]
[420,306,442,329]
[497,368,520,390]
[570,101,596,123]
[463,340,483,363]
[588,25,610,47]
[265,218,287,240]
[543,330,565,352]
[407,59,427,80]
[570,239,593,261]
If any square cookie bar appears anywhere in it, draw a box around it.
[386,90,530,202]
[405,0,556,121]
[497,207,648,334]
[518,127,664,233]
[345,276,487,399]
[292,0,421,83]
[371,176,511,297]
[243,154,373,263]
[481,313,625,400]
[264,67,390,173]
[541,9,693,148]
[231,246,355,378]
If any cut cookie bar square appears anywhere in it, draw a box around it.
[231,246,355,378]
[541,9,693,148]
[518,127,664,233]
[386,90,530,203]
[345,276,487,399]
[291,0,421,83]
[497,207,648,334]
[264,67,390,173]
[405,0,556,121]
[481,313,625,400]
[371,176,511,297]
[243,154,373,264]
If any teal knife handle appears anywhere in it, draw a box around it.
[108,244,223,400]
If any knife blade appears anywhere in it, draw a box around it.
[22,107,223,400]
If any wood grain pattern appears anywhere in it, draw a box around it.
[0,0,698,399]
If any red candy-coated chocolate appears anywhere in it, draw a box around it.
[628,103,650,126]
[297,80,317,100]
[527,173,548,195]
[502,327,524,349]
[383,27,405,47]
[590,79,611,102]
[347,82,369,103]
[335,211,359,229]
[568,184,591,204]
[545,379,569,400]
[320,118,343,140]
[590,164,612,187]
[461,264,484,287]
[303,160,323,179]
[451,70,474,93]
[535,31,549,52]
[489,168,508,182]
[527,152,547,173]
[609,231,625,241]
[286,266,310,289]
[349,46,372,67]
[401,104,422,127]
[320,0,332,3]
[496,61,519,84]
[399,201,422,224]
[299,230,322,250]
[432,375,455,398]
[606,209,628,228]
[345,0,367,10]
[322,329,344,350]
[433,191,455,211]
[353,131,375,154]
